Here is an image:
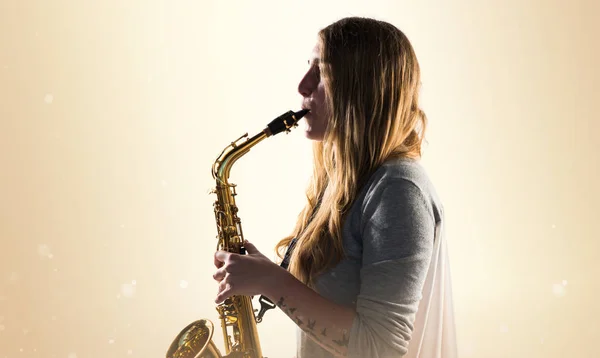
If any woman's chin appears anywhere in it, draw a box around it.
[304,129,324,141]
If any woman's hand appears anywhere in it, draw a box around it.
[213,241,283,304]
[214,240,357,357]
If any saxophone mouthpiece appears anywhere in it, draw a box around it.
[295,108,310,118]
[265,109,310,137]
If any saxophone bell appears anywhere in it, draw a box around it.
[166,319,222,358]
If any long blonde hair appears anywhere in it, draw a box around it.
[275,17,428,286]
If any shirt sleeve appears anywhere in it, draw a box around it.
[348,178,435,357]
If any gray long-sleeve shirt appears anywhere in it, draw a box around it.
[297,157,452,358]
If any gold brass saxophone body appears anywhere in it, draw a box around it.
[166,109,309,358]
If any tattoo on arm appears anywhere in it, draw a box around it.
[332,331,350,347]
[277,298,295,315]
[276,297,285,307]
[304,328,345,356]
[275,297,348,355]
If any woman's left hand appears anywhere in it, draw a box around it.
[213,241,283,304]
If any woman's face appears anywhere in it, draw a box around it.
[298,43,329,141]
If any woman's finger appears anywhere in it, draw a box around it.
[212,266,227,282]
[243,241,259,255]
[216,281,235,304]
[214,250,229,268]
[218,276,232,292]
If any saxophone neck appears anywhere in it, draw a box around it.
[211,109,309,184]
[212,131,268,185]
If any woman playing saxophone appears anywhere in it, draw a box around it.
[212,17,457,358]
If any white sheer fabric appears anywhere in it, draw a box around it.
[405,218,458,358]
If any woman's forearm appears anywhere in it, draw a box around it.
[264,268,356,357]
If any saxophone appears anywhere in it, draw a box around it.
[166,109,309,358]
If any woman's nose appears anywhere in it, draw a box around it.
[297,72,314,97]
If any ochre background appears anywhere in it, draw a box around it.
[1,0,598,357]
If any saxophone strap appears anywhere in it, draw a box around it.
[255,237,298,323]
